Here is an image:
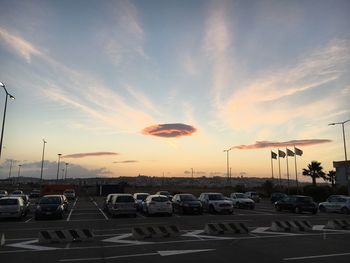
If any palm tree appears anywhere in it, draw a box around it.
[325,170,336,187]
[302,161,325,186]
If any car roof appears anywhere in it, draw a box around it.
[113,194,133,197]
[201,192,222,195]
[134,193,149,195]
[0,196,22,200]
[148,194,168,198]
[43,195,63,198]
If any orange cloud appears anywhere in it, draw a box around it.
[113,160,138,164]
[142,123,197,138]
[62,152,119,158]
[233,139,332,149]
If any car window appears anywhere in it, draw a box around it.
[0,199,18,205]
[234,193,245,198]
[297,197,313,203]
[337,198,346,203]
[115,196,134,202]
[208,194,224,200]
[136,194,148,201]
[179,194,196,201]
[152,196,168,202]
[39,197,62,204]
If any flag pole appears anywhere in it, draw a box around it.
[286,148,290,194]
[278,149,281,187]
[294,146,299,194]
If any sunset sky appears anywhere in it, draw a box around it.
[0,0,349,181]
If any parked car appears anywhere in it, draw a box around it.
[133,193,150,211]
[29,189,41,198]
[63,189,76,200]
[319,195,350,214]
[230,192,255,209]
[199,193,233,214]
[275,195,317,214]
[108,194,137,217]
[35,195,66,220]
[155,191,173,201]
[245,192,261,203]
[11,194,30,214]
[172,194,202,214]
[12,190,24,195]
[270,192,287,203]
[103,193,118,212]
[0,196,27,219]
[142,195,172,216]
[0,190,8,198]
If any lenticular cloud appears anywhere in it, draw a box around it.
[142,123,197,138]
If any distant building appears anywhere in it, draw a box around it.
[333,160,350,193]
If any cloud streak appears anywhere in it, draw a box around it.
[62,152,119,159]
[113,160,138,164]
[142,123,197,138]
[233,139,332,150]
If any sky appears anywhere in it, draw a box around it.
[0,0,349,181]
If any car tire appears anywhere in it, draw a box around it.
[209,205,215,214]
[341,207,349,214]
[319,205,326,213]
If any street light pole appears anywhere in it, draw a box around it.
[329,120,350,161]
[56,154,62,183]
[65,163,69,180]
[40,139,47,183]
[17,164,22,184]
[223,148,232,184]
[0,82,15,160]
[8,159,13,179]
[191,168,194,179]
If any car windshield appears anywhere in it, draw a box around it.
[136,194,148,200]
[152,196,169,202]
[0,199,18,205]
[297,197,313,203]
[234,193,245,198]
[116,196,134,202]
[159,191,170,196]
[12,191,23,195]
[64,190,74,193]
[39,197,61,204]
[208,194,224,200]
[180,195,197,201]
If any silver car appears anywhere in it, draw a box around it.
[0,197,27,219]
[109,194,137,217]
[0,190,8,198]
[199,193,233,214]
[319,195,350,214]
[230,192,255,209]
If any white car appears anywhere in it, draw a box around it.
[0,190,8,198]
[199,193,233,214]
[0,196,27,219]
[108,194,137,217]
[230,192,255,209]
[245,191,261,203]
[142,195,172,216]
[319,195,350,214]
[133,193,150,211]
[103,194,118,212]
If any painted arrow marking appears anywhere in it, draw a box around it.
[251,227,299,236]
[102,233,154,244]
[7,239,57,251]
[0,233,5,246]
[59,249,216,262]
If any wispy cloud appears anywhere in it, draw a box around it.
[142,123,197,138]
[0,26,42,63]
[217,39,350,130]
[126,85,161,115]
[233,139,332,150]
[113,160,138,164]
[62,152,119,159]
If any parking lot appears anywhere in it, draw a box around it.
[1,196,350,263]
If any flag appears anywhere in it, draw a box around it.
[286,148,295,157]
[294,147,303,156]
[278,150,286,158]
[271,151,277,159]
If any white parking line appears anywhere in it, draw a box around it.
[283,252,350,261]
[24,217,33,223]
[92,200,109,220]
[66,198,78,222]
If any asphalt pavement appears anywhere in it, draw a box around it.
[1,196,350,263]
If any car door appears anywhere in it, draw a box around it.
[325,197,336,211]
[172,195,180,212]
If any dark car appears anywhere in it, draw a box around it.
[35,195,66,220]
[172,194,203,214]
[275,195,317,214]
[29,189,41,198]
[270,192,287,203]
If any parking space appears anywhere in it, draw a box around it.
[1,197,350,263]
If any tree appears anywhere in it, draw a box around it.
[302,161,325,186]
[325,170,336,188]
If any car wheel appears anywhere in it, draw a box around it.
[341,207,349,214]
[319,205,326,213]
[295,207,301,214]
[209,205,215,214]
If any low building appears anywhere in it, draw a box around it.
[333,160,350,193]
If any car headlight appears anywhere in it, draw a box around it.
[36,205,41,211]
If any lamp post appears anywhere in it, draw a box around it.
[223,147,233,184]
[191,168,194,179]
[65,163,69,180]
[40,139,47,183]
[329,120,350,161]
[17,164,22,184]
[0,82,15,160]
[8,159,13,179]
[56,154,62,182]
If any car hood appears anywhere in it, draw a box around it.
[182,201,201,205]
[38,204,60,210]
[211,200,232,205]
[0,205,20,212]
[235,198,254,203]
